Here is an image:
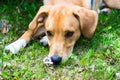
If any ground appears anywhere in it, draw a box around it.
[0,1,120,80]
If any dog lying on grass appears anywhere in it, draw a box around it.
[4,0,120,65]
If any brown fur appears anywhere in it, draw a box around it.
[17,0,120,60]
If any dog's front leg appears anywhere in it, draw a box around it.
[4,5,50,54]
[4,29,33,54]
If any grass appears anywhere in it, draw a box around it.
[0,1,120,80]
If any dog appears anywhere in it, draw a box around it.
[4,0,120,65]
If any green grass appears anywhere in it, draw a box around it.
[0,1,120,80]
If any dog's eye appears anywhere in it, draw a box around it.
[65,31,74,38]
[47,31,53,37]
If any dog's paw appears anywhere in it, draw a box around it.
[100,8,111,14]
[39,36,48,46]
[4,39,27,54]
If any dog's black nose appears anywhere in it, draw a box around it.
[51,56,62,65]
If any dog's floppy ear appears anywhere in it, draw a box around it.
[73,6,98,38]
[28,5,51,38]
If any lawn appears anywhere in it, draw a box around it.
[0,0,120,80]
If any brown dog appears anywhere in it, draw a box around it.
[5,0,120,65]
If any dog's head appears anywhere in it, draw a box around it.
[30,5,98,65]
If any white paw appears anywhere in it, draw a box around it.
[39,36,48,46]
[100,8,111,14]
[4,39,27,54]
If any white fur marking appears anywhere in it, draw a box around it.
[40,36,48,46]
[4,39,27,54]
[100,8,111,13]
